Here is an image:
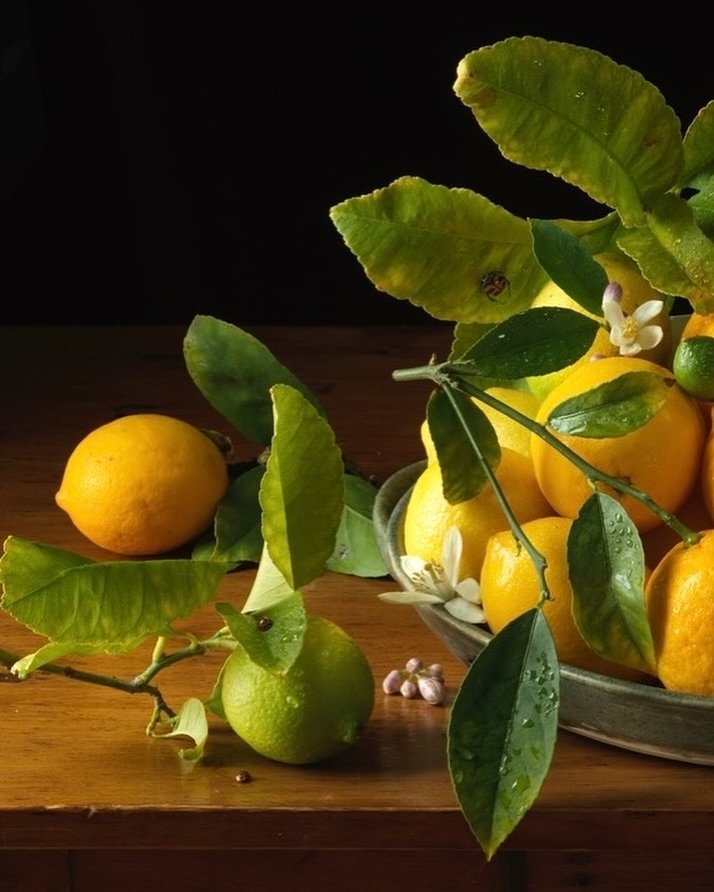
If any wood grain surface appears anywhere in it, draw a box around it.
[1,325,713,890]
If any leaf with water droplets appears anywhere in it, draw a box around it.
[568,492,655,672]
[447,608,559,860]
[216,592,307,673]
[546,370,669,437]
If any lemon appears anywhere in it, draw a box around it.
[530,355,707,533]
[55,413,230,555]
[221,615,375,765]
[480,516,648,680]
[526,252,672,401]
[646,529,714,695]
[403,447,551,582]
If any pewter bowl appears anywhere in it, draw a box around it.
[373,461,714,765]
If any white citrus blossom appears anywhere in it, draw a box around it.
[379,526,485,624]
[602,282,664,356]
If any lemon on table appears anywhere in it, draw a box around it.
[526,252,672,401]
[221,615,375,765]
[530,355,707,533]
[403,447,551,582]
[55,413,230,556]
[480,515,648,680]
[646,529,714,695]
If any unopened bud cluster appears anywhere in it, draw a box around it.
[382,657,446,705]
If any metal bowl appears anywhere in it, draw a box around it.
[373,461,714,765]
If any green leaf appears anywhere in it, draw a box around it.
[211,466,265,564]
[555,213,623,256]
[326,475,388,578]
[217,592,307,673]
[682,100,714,188]
[454,37,683,227]
[530,220,609,315]
[568,493,655,672]
[330,176,547,323]
[260,384,344,591]
[183,315,325,446]
[455,307,599,380]
[12,641,96,678]
[687,185,714,238]
[618,193,714,312]
[154,697,209,762]
[427,388,500,503]
[0,537,226,650]
[546,370,670,437]
[242,544,295,613]
[448,608,559,860]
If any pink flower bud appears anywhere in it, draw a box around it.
[418,675,446,705]
[400,679,419,699]
[382,669,403,695]
[405,657,422,674]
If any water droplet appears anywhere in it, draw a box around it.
[522,717,534,728]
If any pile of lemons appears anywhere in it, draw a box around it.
[404,255,714,696]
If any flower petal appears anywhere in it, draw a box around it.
[455,577,481,603]
[632,300,664,326]
[441,526,463,588]
[378,591,444,605]
[603,299,626,331]
[634,325,663,351]
[444,597,486,624]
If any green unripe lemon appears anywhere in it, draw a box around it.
[221,615,375,765]
[673,335,714,401]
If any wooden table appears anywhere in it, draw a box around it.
[1,324,713,891]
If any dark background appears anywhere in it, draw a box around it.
[2,3,711,325]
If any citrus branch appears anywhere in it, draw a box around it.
[0,632,238,718]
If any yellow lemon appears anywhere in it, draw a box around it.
[646,529,714,695]
[526,252,673,401]
[480,516,648,680]
[530,356,706,533]
[221,615,375,764]
[55,413,230,555]
[403,447,551,582]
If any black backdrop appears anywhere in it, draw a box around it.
[2,3,711,325]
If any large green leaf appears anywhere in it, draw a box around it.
[568,493,655,672]
[427,388,500,503]
[455,307,599,380]
[183,315,325,446]
[618,194,714,313]
[330,176,547,323]
[454,37,683,227]
[210,466,265,564]
[448,609,559,860]
[0,537,226,650]
[546,370,669,437]
[682,100,714,188]
[260,384,344,591]
[326,475,388,578]
[530,220,609,315]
